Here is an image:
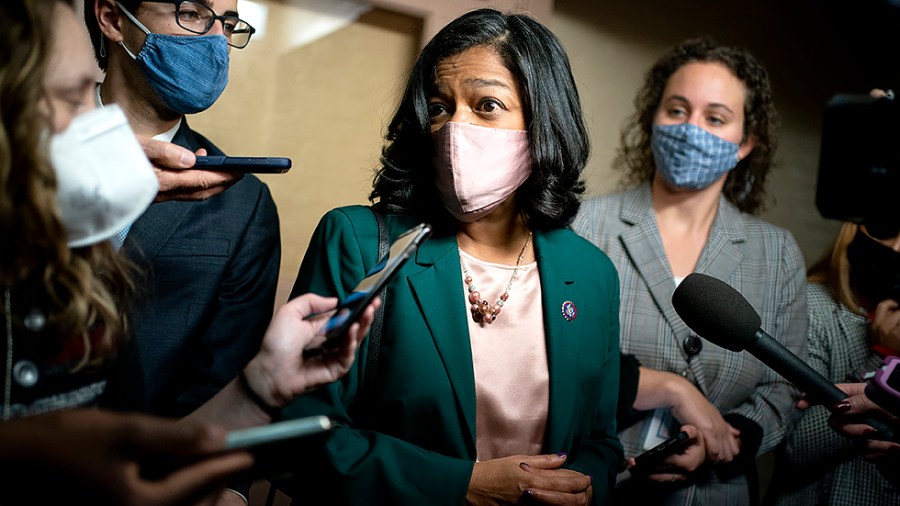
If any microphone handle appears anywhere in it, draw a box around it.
[748,330,897,441]
[749,330,846,406]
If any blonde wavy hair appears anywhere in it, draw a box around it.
[807,223,863,316]
[0,0,135,371]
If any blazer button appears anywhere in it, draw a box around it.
[13,360,39,388]
[682,334,703,358]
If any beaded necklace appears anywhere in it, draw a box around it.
[459,232,532,324]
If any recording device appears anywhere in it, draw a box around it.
[311,223,432,350]
[194,155,292,173]
[865,355,900,416]
[671,272,897,440]
[816,93,899,223]
[630,430,692,476]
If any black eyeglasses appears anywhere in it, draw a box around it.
[144,0,256,48]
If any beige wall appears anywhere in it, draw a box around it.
[554,0,849,266]
[190,4,422,304]
[189,0,892,307]
[190,0,554,305]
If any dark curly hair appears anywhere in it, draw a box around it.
[370,8,589,231]
[615,37,778,215]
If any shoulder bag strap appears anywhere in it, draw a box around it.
[362,208,389,399]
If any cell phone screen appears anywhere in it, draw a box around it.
[318,222,432,346]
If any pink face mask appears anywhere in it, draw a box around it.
[433,122,533,222]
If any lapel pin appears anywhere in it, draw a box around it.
[561,300,577,321]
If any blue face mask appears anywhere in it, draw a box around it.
[117,4,229,114]
[651,123,740,190]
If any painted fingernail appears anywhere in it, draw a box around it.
[557,452,567,459]
[833,401,852,412]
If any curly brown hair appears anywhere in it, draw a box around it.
[615,37,778,215]
[0,0,134,370]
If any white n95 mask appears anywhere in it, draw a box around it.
[49,104,158,248]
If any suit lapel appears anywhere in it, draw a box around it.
[617,188,747,397]
[618,188,694,350]
[694,198,745,286]
[534,230,582,451]
[690,198,746,402]
[407,233,478,447]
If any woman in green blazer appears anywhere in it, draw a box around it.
[282,9,623,505]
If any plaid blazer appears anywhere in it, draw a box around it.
[768,282,899,505]
[572,184,808,505]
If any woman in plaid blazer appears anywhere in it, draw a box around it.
[573,38,808,505]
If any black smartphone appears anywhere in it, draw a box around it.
[194,155,292,173]
[630,430,691,475]
[315,223,432,349]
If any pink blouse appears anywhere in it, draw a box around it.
[458,249,549,461]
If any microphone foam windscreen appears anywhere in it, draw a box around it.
[671,273,762,352]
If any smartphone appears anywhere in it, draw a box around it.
[194,155,292,173]
[140,416,333,481]
[630,430,691,475]
[225,415,333,450]
[865,355,900,417]
[316,222,432,349]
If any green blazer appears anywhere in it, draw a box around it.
[282,205,623,505]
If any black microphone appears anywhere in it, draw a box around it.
[672,272,896,441]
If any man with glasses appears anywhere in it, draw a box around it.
[82,1,279,495]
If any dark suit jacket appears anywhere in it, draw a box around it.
[281,205,623,505]
[122,120,280,417]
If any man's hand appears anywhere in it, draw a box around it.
[139,136,242,202]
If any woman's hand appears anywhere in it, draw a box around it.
[870,299,900,353]
[466,453,592,505]
[669,385,741,464]
[642,425,707,483]
[799,382,900,462]
[1,409,253,505]
[636,368,740,463]
[243,293,379,410]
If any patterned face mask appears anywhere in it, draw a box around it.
[117,2,229,114]
[651,123,740,190]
